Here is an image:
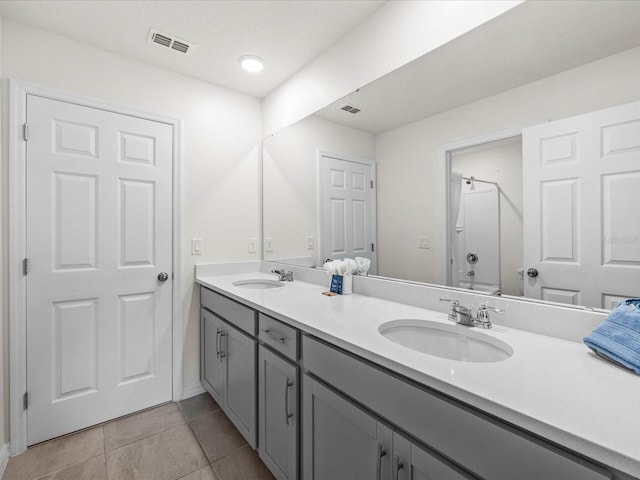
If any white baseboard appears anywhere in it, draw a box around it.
[0,442,9,478]
[182,383,206,400]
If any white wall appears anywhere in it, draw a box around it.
[376,46,640,284]
[262,0,521,136]
[263,115,375,265]
[0,19,262,441]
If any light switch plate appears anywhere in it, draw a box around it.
[306,236,314,250]
[418,236,430,249]
[265,237,273,253]
[191,238,203,255]
[248,238,257,254]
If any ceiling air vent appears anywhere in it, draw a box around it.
[340,104,361,115]
[148,28,196,56]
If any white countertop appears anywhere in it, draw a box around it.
[197,271,640,478]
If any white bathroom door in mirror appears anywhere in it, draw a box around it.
[320,153,377,274]
[25,95,174,444]
[523,100,640,309]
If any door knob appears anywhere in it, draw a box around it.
[526,268,539,278]
[466,252,479,264]
[157,272,169,282]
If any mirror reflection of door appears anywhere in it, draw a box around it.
[522,100,640,309]
[448,137,523,296]
[319,152,377,274]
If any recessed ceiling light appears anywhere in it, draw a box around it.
[239,55,264,73]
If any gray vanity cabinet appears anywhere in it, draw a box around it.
[258,345,298,480]
[257,312,300,480]
[302,334,610,480]
[200,287,257,448]
[223,322,257,447]
[303,374,393,480]
[201,309,225,402]
[303,374,471,480]
[392,432,471,480]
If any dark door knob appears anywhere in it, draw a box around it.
[526,268,539,278]
[157,272,169,282]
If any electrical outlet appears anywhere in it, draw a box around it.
[191,238,203,255]
[418,236,430,249]
[248,238,257,254]
[265,237,273,253]
[306,236,314,250]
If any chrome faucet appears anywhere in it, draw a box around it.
[440,299,503,329]
[272,269,294,282]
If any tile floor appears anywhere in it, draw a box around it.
[3,393,275,480]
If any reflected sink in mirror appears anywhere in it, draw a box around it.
[379,319,512,363]
[232,279,284,289]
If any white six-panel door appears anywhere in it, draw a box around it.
[25,95,173,444]
[523,100,640,309]
[320,153,377,274]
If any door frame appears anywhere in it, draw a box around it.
[8,79,183,455]
[316,150,377,272]
[438,126,523,287]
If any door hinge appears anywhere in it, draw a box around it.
[23,123,28,141]
[23,392,29,410]
[22,258,28,276]
[370,180,374,188]
[371,243,375,252]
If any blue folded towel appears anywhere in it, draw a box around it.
[584,299,640,375]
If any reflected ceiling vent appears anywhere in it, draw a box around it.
[339,104,362,115]
[147,28,195,56]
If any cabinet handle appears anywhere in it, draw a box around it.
[285,378,294,425]
[219,331,227,359]
[215,328,221,359]
[376,443,387,480]
[393,455,404,480]
[261,328,286,344]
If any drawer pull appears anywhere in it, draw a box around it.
[376,443,387,480]
[215,328,221,359]
[261,328,286,344]
[219,331,227,359]
[285,378,294,425]
[393,455,404,480]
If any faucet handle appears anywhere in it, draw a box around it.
[477,304,504,314]
[440,298,461,323]
[439,298,459,306]
[475,304,503,328]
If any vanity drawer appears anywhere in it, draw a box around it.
[201,287,256,335]
[302,335,610,480]
[258,313,299,360]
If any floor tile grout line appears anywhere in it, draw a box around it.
[183,411,219,474]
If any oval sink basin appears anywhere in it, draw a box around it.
[379,319,512,363]
[232,279,284,289]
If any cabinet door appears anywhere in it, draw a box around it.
[201,309,225,405]
[224,323,257,448]
[258,346,298,480]
[393,432,472,480]
[303,375,392,480]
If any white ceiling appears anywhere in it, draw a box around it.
[317,0,640,134]
[0,0,385,98]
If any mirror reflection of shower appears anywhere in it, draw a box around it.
[448,136,524,296]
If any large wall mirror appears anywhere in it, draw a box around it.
[263,1,640,310]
